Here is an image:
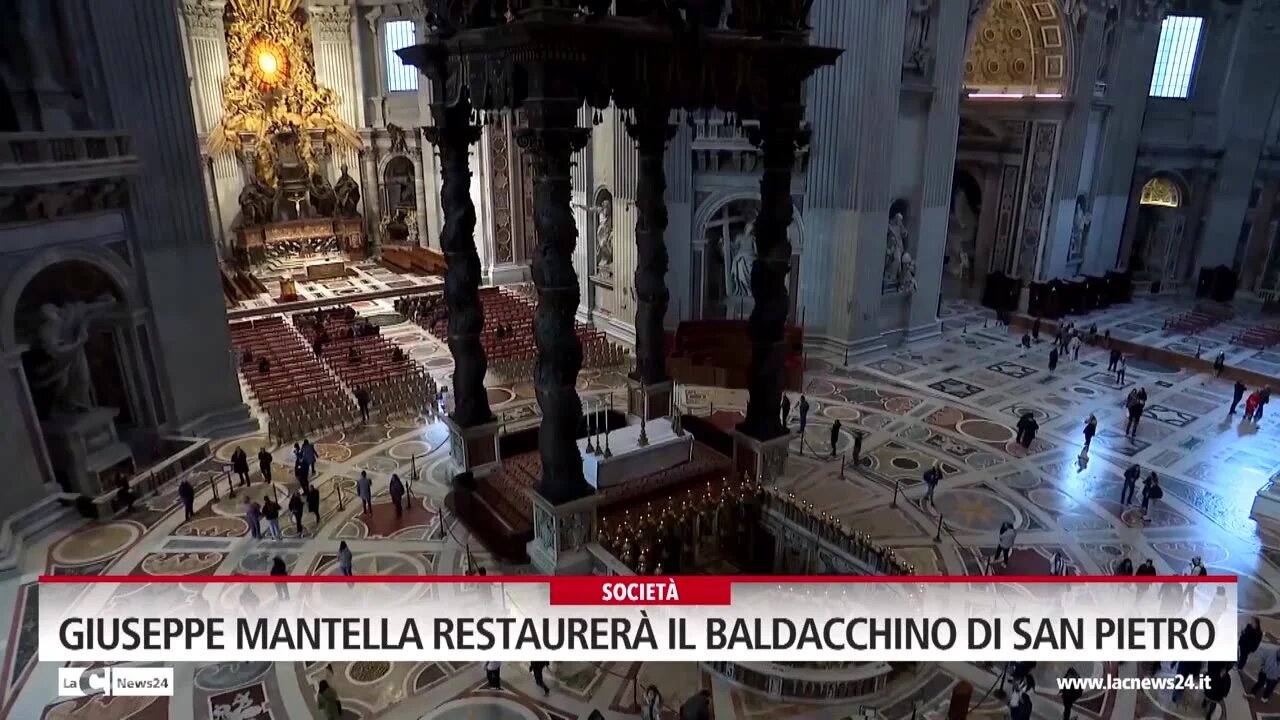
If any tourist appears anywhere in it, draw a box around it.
[232,447,250,486]
[1246,390,1262,422]
[1261,386,1273,421]
[641,685,663,720]
[294,458,309,491]
[851,429,863,467]
[1140,472,1162,522]
[529,662,551,695]
[392,346,405,362]
[1213,352,1226,376]
[1072,335,1081,361]
[1108,348,1121,372]
[258,448,273,483]
[1135,558,1157,576]
[262,495,282,540]
[1116,356,1127,385]
[334,541,353,578]
[1250,647,1280,700]
[1048,347,1059,374]
[292,442,302,466]
[829,419,841,458]
[288,489,305,536]
[1121,464,1140,505]
[679,689,713,720]
[1008,673,1033,720]
[923,464,941,506]
[307,484,321,525]
[312,337,324,358]
[1019,333,1031,356]
[316,680,343,720]
[1103,329,1111,347]
[1240,618,1263,669]
[485,661,502,689]
[1125,395,1144,438]
[797,395,810,435]
[389,474,405,518]
[439,386,450,414]
[347,345,360,364]
[357,471,373,514]
[1114,557,1134,575]
[270,555,289,600]
[1082,414,1097,451]
[1018,413,1038,449]
[781,394,792,427]
[1059,666,1082,720]
[1231,381,1247,415]
[245,498,262,539]
[178,478,195,520]
[301,440,318,478]
[356,386,371,423]
[1031,317,1041,342]
[1202,664,1231,719]
[1088,324,1098,344]
[994,521,1016,566]
[1051,551,1068,577]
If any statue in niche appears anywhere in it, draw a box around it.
[594,191,614,275]
[387,124,409,155]
[334,165,361,218]
[883,207,908,292]
[308,171,337,217]
[237,175,274,227]
[1069,194,1092,260]
[947,188,977,280]
[903,0,934,73]
[898,251,918,294]
[1097,1,1120,84]
[384,208,410,245]
[729,213,756,298]
[27,296,118,418]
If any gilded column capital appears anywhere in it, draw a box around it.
[180,0,226,38]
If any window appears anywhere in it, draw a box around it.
[384,20,418,92]
[1148,15,1203,98]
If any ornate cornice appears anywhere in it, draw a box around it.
[180,0,226,38]
[310,5,353,41]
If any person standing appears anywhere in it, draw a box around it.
[529,662,551,696]
[389,474,405,518]
[1031,317,1041,342]
[270,555,289,600]
[1126,397,1144,438]
[1239,618,1263,669]
[1072,336,1081,361]
[1059,666,1082,720]
[851,429,863,467]
[1048,347,1059,374]
[357,471,373,514]
[316,680,343,720]
[781,394,792,427]
[1114,557,1134,575]
[829,419,841,458]
[1249,647,1280,700]
[1117,356,1127,385]
[232,447,250,486]
[1213,352,1226,376]
[680,689,713,720]
[1260,386,1272,421]
[288,490,305,536]
[1020,415,1038,449]
[307,484,321,525]
[797,395,810,435]
[355,386,371,424]
[923,465,941,506]
[1121,464,1141,505]
[1246,391,1262,422]
[994,522,1017,566]
[1202,664,1231,719]
[1231,381,1247,415]
[258,448,273,484]
[178,478,195,521]
[1141,472,1162,522]
[485,661,502,689]
[1108,348,1120,372]
[262,496,282,540]
[245,499,262,540]
[1082,414,1097,451]
[338,540,354,577]
[300,439,318,479]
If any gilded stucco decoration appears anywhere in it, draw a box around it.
[965,0,1069,94]
[1140,176,1181,208]
[206,0,361,182]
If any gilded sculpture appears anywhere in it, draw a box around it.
[206,0,361,183]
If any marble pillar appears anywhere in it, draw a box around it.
[178,0,238,249]
[1243,181,1280,290]
[413,146,433,247]
[311,4,362,182]
[423,101,492,429]
[515,98,593,506]
[87,0,249,434]
[360,143,384,250]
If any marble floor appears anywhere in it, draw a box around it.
[6,298,1280,719]
[233,260,443,310]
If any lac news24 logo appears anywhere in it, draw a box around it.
[58,666,173,697]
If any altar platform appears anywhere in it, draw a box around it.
[578,418,693,490]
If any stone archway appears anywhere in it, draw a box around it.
[965,0,1072,95]
[1130,174,1189,284]
[692,192,804,322]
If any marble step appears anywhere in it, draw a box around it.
[0,493,79,578]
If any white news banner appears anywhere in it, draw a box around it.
[58,666,174,697]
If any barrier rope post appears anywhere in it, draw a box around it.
[210,474,220,502]
[839,454,845,479]
[336,482,345,511]
[225,469,235,500]
[933,513,944,542]
[891,480,899,508]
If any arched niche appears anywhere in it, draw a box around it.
[944,170,984,297]
[693,194,803,322]
[1130,174,1190,283]
[965,0,1071,95]
[382,154,417,244]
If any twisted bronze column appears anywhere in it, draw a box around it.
[740,104,805,441]
[515,122,593,505]
[423,100,493,427]
[626,113,677,385]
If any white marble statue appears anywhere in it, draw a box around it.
[595,196,614,272]
[1069,195,1092,260]
[31,295,117,415]
[730,220,756,298]
[898,250,918,294]
[948,189,977,279]
[883,212,906,290]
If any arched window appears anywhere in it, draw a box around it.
[384,20,418,92]
[1140,177,1182,208]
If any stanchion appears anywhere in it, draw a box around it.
[839,455,845,479]
[891,481,899,508]
[272,482,279,503]
[933,513,944,542]
[843,345,849,367]
[336,483,345,511]
[210,476,220,502]
[225,470,235,499]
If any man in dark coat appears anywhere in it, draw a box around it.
[178,478,195,520]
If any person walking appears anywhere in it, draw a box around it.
[1108,348,1120,372]
[923,465,941,506]
[1048,347,1059,374]
[1031,317,1041,342]
[1114,557,1134,575]
[1121,464,1141,506]
[1082,414,1097,451]
[1117,356,1127,385]
[1247,391,1262,422]
[306,484,321,525]
[232,447,250,486]
[257,448,273,484]
[178,478,195,521]
[1213,352,1226,376]
[389,474,405,518]
[1239,618,1263,669]
[1072,336,1081,361]
[288,490,305,536]
[300,439,318,479]
[780,394,792,427]
[338,540,354,577]
[1141,472,1163,522]
[270,555,289,600]
[1060,666,1082,720]
[1250,647,1280,700]
[529,662,551,696]
[357,471,373,514]
[829,419,841,458]
[680,689,713,720]
[1260,387,1272,421]
[1202,664,1231,719]
[355,386,371,424]
[994,522,1017,566]
[797,395,810,435]
[316,680,343,720]
[245,499,262,540]
[1125,397,1144,438]
[294,458,309,492]
[1231,381,1247,415]
[484,661,502,689]
[262,496,282,540]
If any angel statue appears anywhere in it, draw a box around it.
[27,295,117,417]
[572,191,615,275]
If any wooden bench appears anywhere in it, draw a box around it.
[382,245,447,276]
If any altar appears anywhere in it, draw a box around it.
[578,418,693,489]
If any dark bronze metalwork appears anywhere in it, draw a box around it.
[627,111,677,385]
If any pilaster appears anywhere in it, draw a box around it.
[311,4,362,182]
[1243,180,1280,290]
